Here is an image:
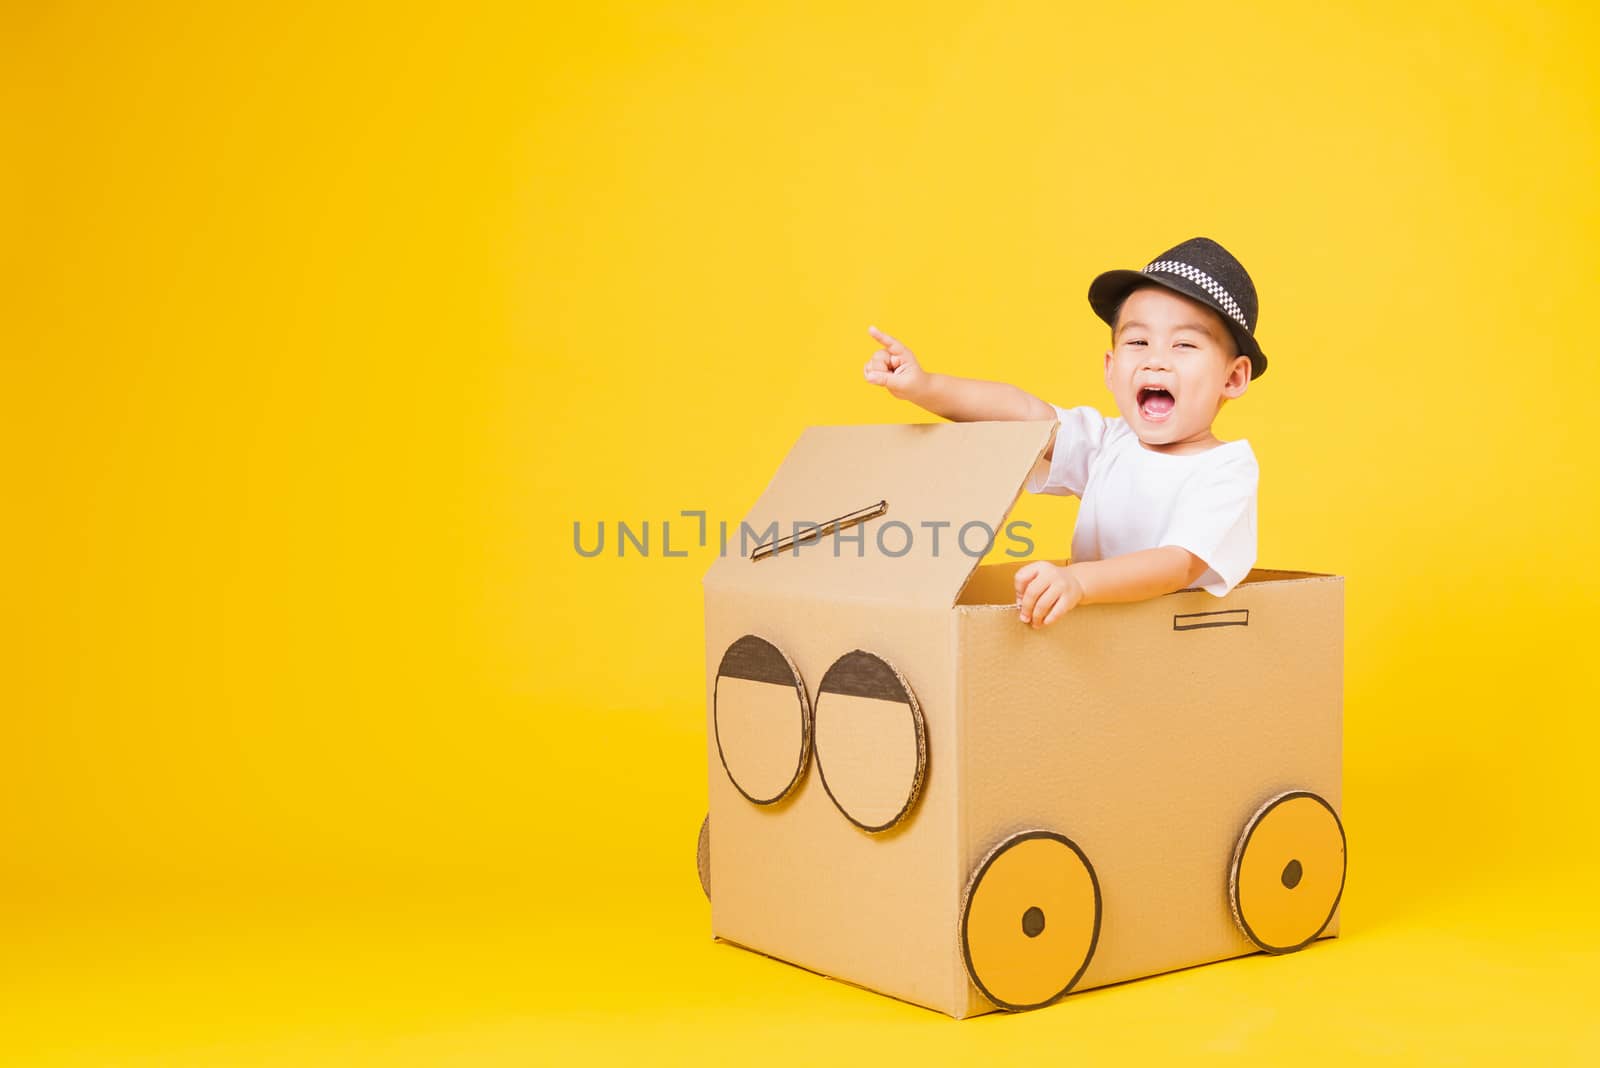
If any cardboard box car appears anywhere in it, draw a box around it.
[701,420,1344,1018]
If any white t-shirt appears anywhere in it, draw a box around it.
[1024,404,1259,597]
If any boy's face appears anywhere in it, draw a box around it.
[1104,286,1252,453]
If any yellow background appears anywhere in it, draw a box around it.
[6,1,1598,1062]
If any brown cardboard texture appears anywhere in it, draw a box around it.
[696,814,711,900]
[702,420,1344,1018]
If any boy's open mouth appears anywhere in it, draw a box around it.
[1137,387,1175,422]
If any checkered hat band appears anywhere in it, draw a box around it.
[1142,260,1249,332]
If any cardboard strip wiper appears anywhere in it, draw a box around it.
[750,499,888,562]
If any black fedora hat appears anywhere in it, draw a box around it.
[1088,237,1268,381]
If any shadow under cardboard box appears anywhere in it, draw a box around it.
[699,420,1345,1019]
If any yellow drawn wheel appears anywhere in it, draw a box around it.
[960,830,1101,1011]
[1229,790,1346,954]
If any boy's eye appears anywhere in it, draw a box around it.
[1126,339,1147,346]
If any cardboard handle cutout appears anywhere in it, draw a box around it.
[1173,608,1250,631]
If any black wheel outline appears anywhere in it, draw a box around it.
[960,829,1103,1011]
[1228,789,1346,954]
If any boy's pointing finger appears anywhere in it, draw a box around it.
[868,325,904,350]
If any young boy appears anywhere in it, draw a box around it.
[862,236,1264,630]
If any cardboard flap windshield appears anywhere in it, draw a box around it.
[702,420,1055,606]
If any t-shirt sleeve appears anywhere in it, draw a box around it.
[1158,446,1260,597]
[1024,404,1111,497]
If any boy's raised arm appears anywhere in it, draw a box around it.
[863,326,1056,425]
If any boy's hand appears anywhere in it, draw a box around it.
[863,325,930,402]
[1014,561,1085,629]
